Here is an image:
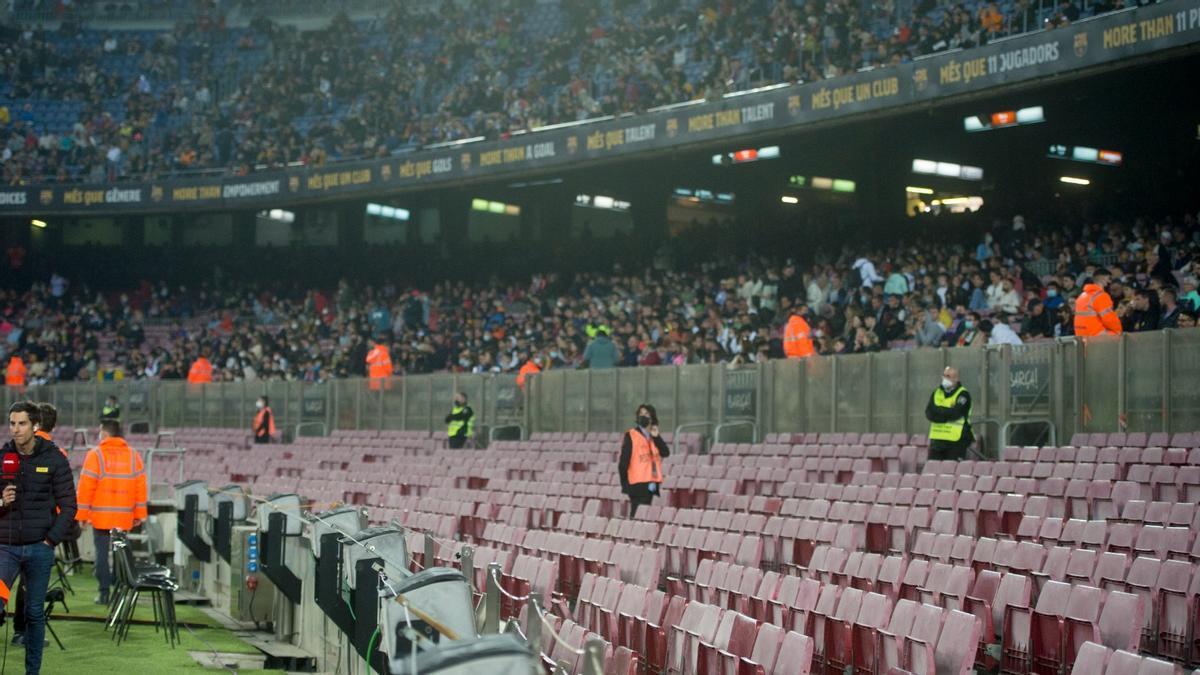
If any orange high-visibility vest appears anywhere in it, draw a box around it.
[76,436,148,531]
[35,430,67,458]
[366,344,393,390]
[626,429,664,485]
[783,315,815,359]
[188,357,214,384]
[5,356,26,387]
[517,360,540,390]
[1074,284,1123,337]
[254,406,277,437]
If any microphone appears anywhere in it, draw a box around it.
[1,451,19,485]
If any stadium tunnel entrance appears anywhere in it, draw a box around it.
[3,50,1197,289]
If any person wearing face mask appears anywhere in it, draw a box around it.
[516,352,541,391]
[619,404,670,518]
[924,367,974,461]
[445,392,474,449]
[253,396,276,444]
[100,395,121,422]
[1042,282,1065,312]
[948,311,984,347]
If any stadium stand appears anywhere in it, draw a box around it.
[2,0,1198,672]
[100,425,1200,673]
[1,213,1196,383]
[1,0,1132,184]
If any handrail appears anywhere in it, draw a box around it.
[672,421,715,455]
[294,422,328,439]
[532,597,585,657]
[489,567,531,603]
[968,417,1002,460]
[530,594,606,675]
[154,430,178,449]
[144,447,187,496]
[488,423,526,444]
[1000,418,1056,449]
[714,419,759,444]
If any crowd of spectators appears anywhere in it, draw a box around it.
[2,212,1197,385]
[2,0,1127,185]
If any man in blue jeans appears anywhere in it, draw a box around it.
[1,401,78,674]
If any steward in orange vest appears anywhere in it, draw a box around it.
[76,420,146,604]
[516,357,541,390]
[4,355,26,388]
[366,340,393,391]
[187,355,214,384]
[76,421,147,532]
[1074,270,1123,337]
[783,308,815,359]
[253,396,277,444]
[618,404,670,518]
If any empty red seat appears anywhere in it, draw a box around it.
[1152,559,1193,661]
[697,610,757,675]
[849,591,894,675]
[773,631,814,675]
[1061,585,1104,673]
[821,587,865,674]
[903,602,945,675]
[805,583,843,667]
[740,623,785,675]
[934,609,982,675]
[1098,590,1144,652]
[1124,556,1163,646]
[668,601,721,674]
[1068,641,1111,675]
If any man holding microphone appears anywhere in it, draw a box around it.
[0,401,77,675]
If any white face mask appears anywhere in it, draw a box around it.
[256,401,264,409]
[941,377,955,389]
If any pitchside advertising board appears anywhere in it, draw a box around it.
[2,0,1197,216]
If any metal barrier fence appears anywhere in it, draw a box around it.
[6,330,1198,447]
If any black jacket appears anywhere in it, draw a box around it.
[0,436,78,546]
[618,429,671,493]
[444,405,474,439]
[924,386,975,450]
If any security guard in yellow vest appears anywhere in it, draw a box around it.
[445,392,474,449]
[924,366,974,460]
